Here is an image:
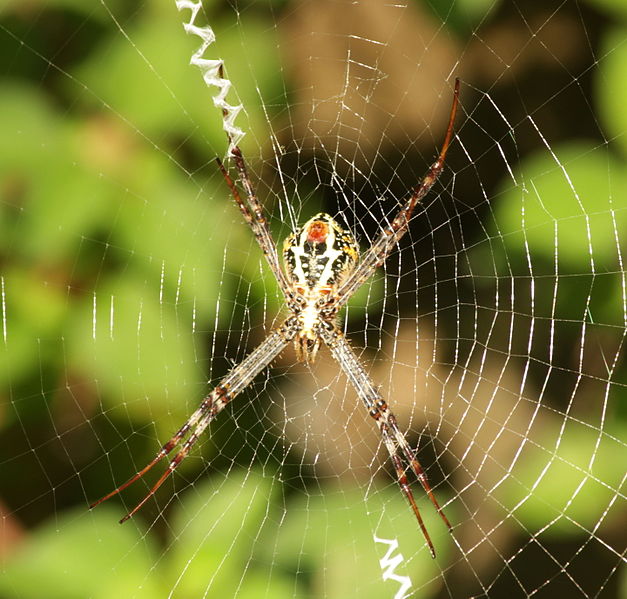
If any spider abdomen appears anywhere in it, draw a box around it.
[282,212,359,293]
[282,212,359,362]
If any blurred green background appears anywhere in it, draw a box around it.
[0,0,626,598]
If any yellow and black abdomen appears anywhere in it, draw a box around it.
[283,213,359,295]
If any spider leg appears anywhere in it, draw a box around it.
[216,157,291,297]
[380,425,436,558]
[90,319,296,522]
[215,65,291,298]
[333,78,460,309]
[89,385,228,519]
[117,411,211,523]
[382,408,451,531]
[88,418,192,509]
[322,325,450,557]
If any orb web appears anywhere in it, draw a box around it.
[0,1,625,598]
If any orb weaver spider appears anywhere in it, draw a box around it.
[91,78,460,558]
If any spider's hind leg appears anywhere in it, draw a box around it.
[323,327,451,557]
[90,322,293,522]
[89,389,226,521]
[380,424,437,558]
[379,403,452,532]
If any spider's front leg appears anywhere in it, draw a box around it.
[333,78,460,309]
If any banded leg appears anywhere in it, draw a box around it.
[380,425,435,557]
[216,156,290,298]
[90,318,296,522]
[322,325,450,557]
[334,78,460,308]
[215,66,291,298]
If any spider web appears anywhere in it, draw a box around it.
[0,1,625,598]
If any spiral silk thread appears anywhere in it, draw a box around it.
[374,535,412,599]
[175,0,245,153]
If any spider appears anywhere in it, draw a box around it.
[91,78,460,558]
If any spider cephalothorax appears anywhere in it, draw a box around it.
[91,78,460,558]
[283,213,359,362]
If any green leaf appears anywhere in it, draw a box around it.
[0,85,123,263]
[67,275,202,427]
[166,469,279,597]
[0,267,68,394]
[596,26,627,159]
[71,4,284,158]
[583,0,627,22]
[492,141,627,273]
[110,148,232,316]
[273,485,449,598]
[497,420,627,536]
[0,507,164,599]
